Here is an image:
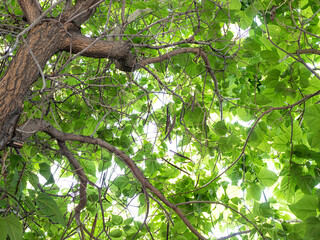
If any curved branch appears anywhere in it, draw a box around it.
[57,141,88,227]
[16,119,208,240]
[138,48,199,67]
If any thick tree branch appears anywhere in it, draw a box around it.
[62,32,136,72]
[17,0,42,23]
[296,48,320,55]
[15,119,208,240]
[63,32,133,59]
[0,22,68,150]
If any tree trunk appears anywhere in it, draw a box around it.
[0,21,69,149]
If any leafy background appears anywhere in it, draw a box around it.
[1,0,320,239]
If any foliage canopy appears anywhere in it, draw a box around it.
[1,0,320,239]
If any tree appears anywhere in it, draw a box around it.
[1,0,320,239]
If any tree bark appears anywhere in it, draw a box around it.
[17,0,42,23]
[0,0,136,150]
[0,21,69,149]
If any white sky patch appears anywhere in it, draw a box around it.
[229,23,250,40]
[230,115,254,127]
[226,15,262,41]
[36,161,78,190]
[254,16,262,26]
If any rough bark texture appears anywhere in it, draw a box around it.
[63,32,137,71]
[17,0,42,23]
[0,22,68,149]
[0,0,135,150]
[60,0,97,27]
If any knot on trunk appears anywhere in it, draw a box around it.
[114,53,137,72]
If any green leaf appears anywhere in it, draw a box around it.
[243,37,261,51]
[293,144,310,158]
[39,162,54,185]
[123,217,134,225]
[120,134,131,148]
[237,10,253,29]
[225,0,241,10]
[113,175,130,189]
[36,193,66,227]
[28,172,39,189]
[9,154,23,168]
[260,50,280,65]
[218,136,231,152]
[266,111,282,126]
[273,134,289,152]
[109,229,122,238]
[146,159,160,175]
[0,215,22,240]
[175,236,188,240]
[296,175,316,195]
[304,105,320,132]
[289,195,318,221]
[173,220,187,234]
[247,184,262,201]
[265,69,281,87]
[255,94,271,105]
[237,108,252,121]
[307,131,320,149]
[305,217,320,239]
[258,168,278,187]
[214,121,228,136]
[280,175,295,202]
[71,65,82,74]
[81,159,96,176]
[0,218,8,240]
[98,158,112,172]
[112,215,123,225]
[259,202,273,218]
[267,25,281,35]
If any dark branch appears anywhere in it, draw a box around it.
[58,141,88,228]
